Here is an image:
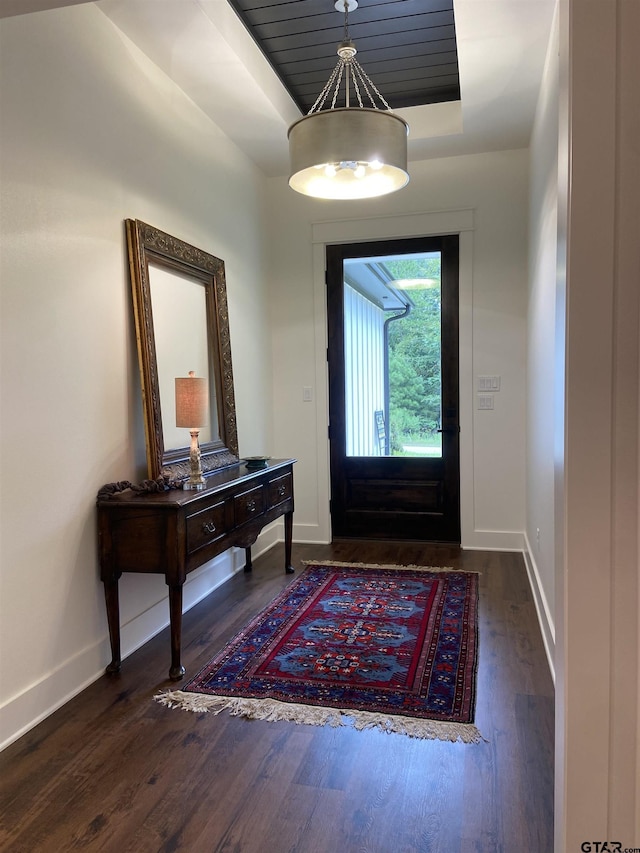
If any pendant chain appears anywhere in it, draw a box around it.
[306,0,392,115]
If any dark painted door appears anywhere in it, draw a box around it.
[327,235,460,542]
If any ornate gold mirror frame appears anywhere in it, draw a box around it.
[126,220,239,481]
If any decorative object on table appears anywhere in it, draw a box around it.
[97,475,180,500]
[244,456,270,471]
[175,371,209,490]
[157,561,482,742]
[287,0,409,200]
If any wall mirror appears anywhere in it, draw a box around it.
[126,219,239,481]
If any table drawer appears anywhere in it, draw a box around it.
[268,473,292,507]
[186,500,229,554]
[234,485,264,526]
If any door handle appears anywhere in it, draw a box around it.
[437,426,460,433]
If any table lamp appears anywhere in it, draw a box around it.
[175,371,209,490]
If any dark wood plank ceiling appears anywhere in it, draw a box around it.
[227,0,460,115]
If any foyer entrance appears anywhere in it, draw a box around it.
[326,235,460,542]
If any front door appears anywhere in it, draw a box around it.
[327,235,460,542]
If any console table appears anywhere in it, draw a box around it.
[97,458,295,680]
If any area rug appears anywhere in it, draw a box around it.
[156,561,482,743]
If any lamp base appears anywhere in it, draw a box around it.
[182,428,206,490]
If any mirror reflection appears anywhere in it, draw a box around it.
[148,262,217,450]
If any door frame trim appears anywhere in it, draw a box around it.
[326,235,461,542]
[309,208,490,548]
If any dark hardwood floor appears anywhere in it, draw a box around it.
[0,541,554,853]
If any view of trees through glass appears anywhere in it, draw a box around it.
[386,254,442,457]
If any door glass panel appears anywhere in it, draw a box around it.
[343,251,442,458]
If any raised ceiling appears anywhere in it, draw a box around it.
[1,0,557,178]
[227,0,460,115]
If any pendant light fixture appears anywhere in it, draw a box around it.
[288,0,409,201]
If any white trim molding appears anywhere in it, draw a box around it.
[462,530,525,551]
[523,533,556,683]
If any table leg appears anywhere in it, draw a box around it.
[284,510,295,574]
[244,547,253,573]
[103,577,122,674]
[168,584,186,681]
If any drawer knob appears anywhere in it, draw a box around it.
[202,521,217,535]
[277,485,286,496]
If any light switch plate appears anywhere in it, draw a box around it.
[477,394,494,410]
[478,375,501,392]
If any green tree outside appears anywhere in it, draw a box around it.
[385,256,442,456]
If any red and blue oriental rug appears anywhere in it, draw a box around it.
[156,561,482,742]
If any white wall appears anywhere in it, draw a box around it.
[267,150,529,550]
[555,0,640,848]
[0,3,274,749]
[526,8,560,675]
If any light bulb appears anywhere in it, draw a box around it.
[369,159,383,170]
[324,164,337,177]
[354,164,366,179]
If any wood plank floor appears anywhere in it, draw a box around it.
[0,542,554,853]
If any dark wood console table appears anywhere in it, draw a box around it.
[97,458,295,680]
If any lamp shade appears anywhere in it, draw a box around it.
[288,108,409,200]
[175,372,209,428]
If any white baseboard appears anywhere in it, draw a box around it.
[463,527,555,682]
[522,532,556,684]
[462,529,526,551]
[0,631,115,753]
[0,526,280,752]
[292,521,330,544]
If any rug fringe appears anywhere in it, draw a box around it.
[302,560,481,575]
[155,691,485,744]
